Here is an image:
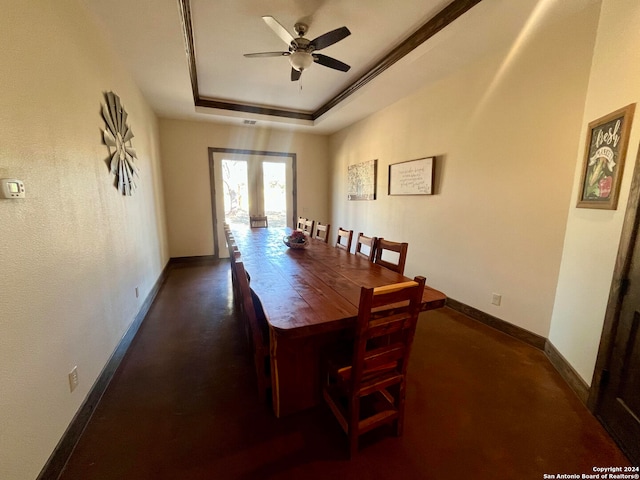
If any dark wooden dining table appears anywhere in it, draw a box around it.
[231,225,447,417]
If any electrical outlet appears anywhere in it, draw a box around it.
[68,366,79,392]
[135,286,139,298]
[492,293,502,306]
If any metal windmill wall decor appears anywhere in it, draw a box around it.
[102,91,139,195]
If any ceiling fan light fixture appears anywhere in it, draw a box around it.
[289,51,313,72]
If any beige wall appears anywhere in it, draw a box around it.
[550,0,640,384]
[329,3,600,337]
[159,119,331,258]
[0,1,168,479]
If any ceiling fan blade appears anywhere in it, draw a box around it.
[313,53,350,72]
[244,52,290,58]
[262,16,297,48]
[310,26,350,51]
[291,68,302,82]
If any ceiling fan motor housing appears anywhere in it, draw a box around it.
[292,36,311,52]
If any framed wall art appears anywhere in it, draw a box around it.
[347,159,377,200]
[577,104,635,210]
[388,157,434,195]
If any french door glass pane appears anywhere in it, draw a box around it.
[222,159,249,228]
[262,162,286,228]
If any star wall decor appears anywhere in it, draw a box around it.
[102,91,139,195]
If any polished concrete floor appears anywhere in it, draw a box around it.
[59,260,630,479]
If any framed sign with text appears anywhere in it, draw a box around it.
[577,104,635,210]
[388,157,434,195]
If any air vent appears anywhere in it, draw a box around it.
[243,119,257,125]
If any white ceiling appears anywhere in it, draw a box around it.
[191,0,451,110]
[79,0,598,134]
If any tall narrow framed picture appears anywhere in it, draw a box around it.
[577,104,635,209]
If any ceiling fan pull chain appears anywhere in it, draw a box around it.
[299,75,303,93]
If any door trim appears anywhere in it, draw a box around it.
[208,147,298,258]
[589,144,640,412]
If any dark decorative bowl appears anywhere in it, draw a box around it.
[283,236,308,249]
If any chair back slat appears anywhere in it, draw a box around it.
[314,222,331,243]
[336,228,353,252]
[366,314,414,339]
[303,219,315,236]
[355,233,377,261]
[362,343,405,372]
[373,238,408,275]
[250,215,268,228]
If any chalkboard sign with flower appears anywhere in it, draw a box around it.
[577,104,635,210]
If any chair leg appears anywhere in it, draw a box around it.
[395,382,407,436]
[349,431,359,458]
[254,354,266,404]
[348,396,360,457]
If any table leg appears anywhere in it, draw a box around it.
[270,328,348,417]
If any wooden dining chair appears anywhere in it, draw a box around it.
[249,215,268,228]
[303,219,315,237]
[313,222,331,243]
[323,276,426,457]
[226,233,239,259]
[296,216,306,230]
[355,232,378,261]
[235,259,271,404]
[227,239,241,308]
[374,238,409,275]
[335,228,354,252]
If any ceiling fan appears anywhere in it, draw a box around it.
[244,16,351,81]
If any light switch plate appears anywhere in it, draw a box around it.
[492,293,502,306]
[0,178,25,199]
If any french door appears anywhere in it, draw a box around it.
[209,149,296,257]
[221,158,291,229]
